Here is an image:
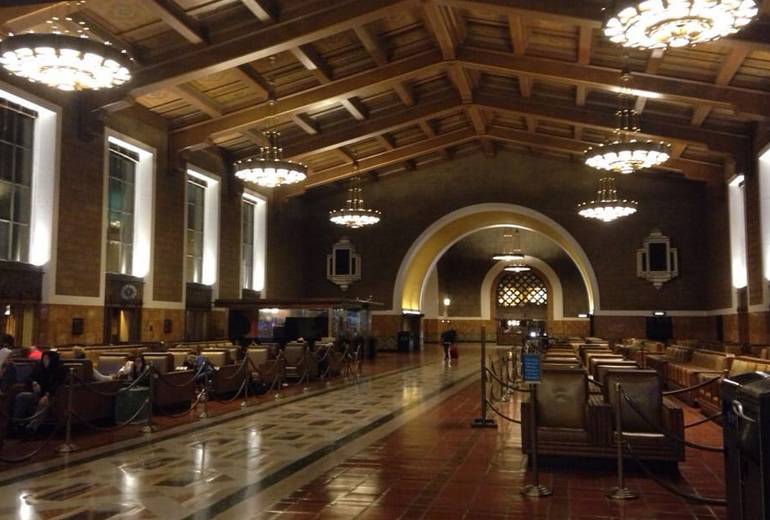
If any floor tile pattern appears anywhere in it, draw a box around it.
[0,357,477,520]
[256,379,728,520]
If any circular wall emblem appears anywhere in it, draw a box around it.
[120,283,138,301]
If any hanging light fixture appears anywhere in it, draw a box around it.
[578,176,638,222]
[491,229,524,262]
[234,130,307,188]
[603,0,758,49]
[329,184,381,229]
[493,229,531,272]
[585,70,670,174]
[0,2,132,91]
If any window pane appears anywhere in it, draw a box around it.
[0,143,13,181]
[15,147,32,186]
[0,181,11,220]
[0,221,8,260]
[11,223,28,262]
[12,185,30,224]
[107,241,120,273]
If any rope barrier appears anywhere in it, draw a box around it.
[72,368,151,396]
[69,398,150,432]
[154,387,207,418]
[685,411,723,429]
[154,363,207,388]
[484,367,530,393]
[485,399,521,424]
[622,440,727,506]
[663,374,723,396]
[619,390,725,453]
[0,421,62,464]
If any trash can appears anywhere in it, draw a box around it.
[721,371,770,520]
[397,331,411,353]
[115,386,150,425]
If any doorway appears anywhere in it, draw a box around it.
[105,307,140,344]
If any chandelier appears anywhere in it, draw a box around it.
[585,71,670,174]
[603,0,758,49]
[578,176,638,222]
[0,3,132,91]
[234,130,307,188]
[505,264,531,273]
[329,185,381,229]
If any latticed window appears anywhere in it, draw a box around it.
[497,272,548,307]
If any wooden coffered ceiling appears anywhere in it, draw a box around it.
[3,0,770,194]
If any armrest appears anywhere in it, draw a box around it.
[662,398,684,434]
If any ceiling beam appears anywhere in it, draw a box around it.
[508,14,527,55]
[392,82,416,106]
[292,113,320,134]
[281,94,461,159]
[475,92,747,156]
[92,0,417,110]
[340,97,369,120]
[169,84,224,117]
[575,85,587,106]
[577,25,592,65]
[422,1,457,60]
[146,0,208,45]
[1,2,82,33]
[449,65,474,103]
[233,65,274,100]
[459,47,770,117]
[376,134,396,150]
[692,46,751,126]
[419,120,437,138]
[292,45,333,82]
[240,0,279,22]
[466,105,486,134]
[172,49,444,150]
[290,127,477,191]
[354,24,388,66]
[438,0,770,50]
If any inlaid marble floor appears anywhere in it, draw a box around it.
[0,353,480,520]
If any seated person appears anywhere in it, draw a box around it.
[72,348,113,382]
[0,347,16,392]
[183,354,216,385]
[117,355,149,383]
[27,346,42,361]
[13,351,67,433]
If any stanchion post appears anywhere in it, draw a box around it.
[55,368,78,454]
[520,384,552,497]
[199,376,210,419]
[142,368,157,434]
[471,326,496,428]
[241,360,250,408]
[607,382,637,500]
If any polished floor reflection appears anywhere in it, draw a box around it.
[0,350,477,520]
[0,346,727,520]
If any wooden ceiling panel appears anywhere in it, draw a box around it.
[190,69,262,109]
[370,9,432,60]
[656,48,724,83]
[433,111,469,134]
[390,124,431,147]
[480,72,519,94]
[524,22,579,62]
[346,137,386,158]
[463,19,510,51]
[731,54,770,90]
[412,74,455,100]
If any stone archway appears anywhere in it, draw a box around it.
[393,203,600,313]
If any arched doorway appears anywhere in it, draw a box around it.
[393,203,600,314]
[493,268,550,344]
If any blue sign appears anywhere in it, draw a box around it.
[522,353,542,383]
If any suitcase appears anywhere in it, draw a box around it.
[115,386,150,424]
[449,345,458,359]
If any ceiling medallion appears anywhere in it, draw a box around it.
[0,2,133,91]
[329,185,381,229]
[234,130,307,188]
[604,0,758,49]
[585,71,671,174]
[578,176,638,222]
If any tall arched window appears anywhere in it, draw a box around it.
[497,272,548,307]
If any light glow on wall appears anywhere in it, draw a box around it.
[243,191,267,292]
[0,86,58,268]
[107,135,154,279]
[728,174,748,289]
[760,150,770,283]
[187,168,220,286]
